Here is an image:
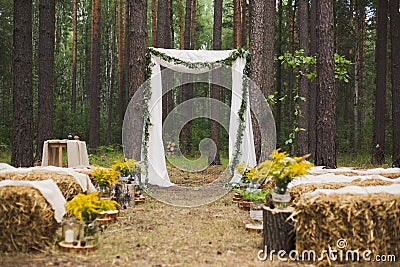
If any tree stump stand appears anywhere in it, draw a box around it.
[262,205,295,252]
[114,183,136,208]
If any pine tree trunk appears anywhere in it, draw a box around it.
[276,0,283,147]
[349,0,357,155]
[83,4,91,127]
[353,0,362,155]
[107,0,117,144]
[12,0,33,167]
[127,0,148,161]
[117,0,125,144]
[308,0,317,159]
[233,0,241,48]
[156,0,173,123]
[72,0,77,114]
[260,0,276,161]
[36,0,55,162]
[358,6,366,136]
[178,0,184,49]
[156,0,170,47]
[354,48,359,155]
[315,0,336,168]
[209,0,223,165]
[165,0,171,48]
[297,0,309,155]
[240,0,247,47]
[183,0,192,50]
[190,0,196,49]
[124,0,130,109]
[249,0,267,162]
[166,0,173,116]
[264,0,275,97]
[372,0,388,164]
[180,0,193,156]
[390,1,400,167]
[89,0,101,149]
[170,0,174,47]
[152,0,157,46]
[287,2,295,154]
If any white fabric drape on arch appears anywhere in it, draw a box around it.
[144,48,256,186]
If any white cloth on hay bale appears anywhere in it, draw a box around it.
[0,163,16,172]
[0,179,66,222]
[289,172,400,188]
[31,166,97,193]
[305,183,400,197]
[0,166,97,194]
[308,166,400,175]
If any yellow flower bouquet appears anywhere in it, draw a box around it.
[267,149,313,191]
[111,158,138,177]
[65,193,119,246]
[92,167,120,188]
[235,149,313,208]
[235,162,257,184]
[65,192,119,222]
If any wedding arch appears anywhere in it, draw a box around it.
[140,47,256,187]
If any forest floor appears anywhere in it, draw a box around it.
[2,165,269,266]
[1,162,399,266]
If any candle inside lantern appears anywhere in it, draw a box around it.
[65,229,74,243]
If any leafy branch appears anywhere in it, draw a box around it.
[270,49,351,147]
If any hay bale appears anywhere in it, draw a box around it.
[0,171,82,201]
[380,172,400,179]
[289,178,393,205]
[294,193,400,265]
[0,186,59,252]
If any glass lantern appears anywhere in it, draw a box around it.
[62,217,80,244]
[80,220,99,247]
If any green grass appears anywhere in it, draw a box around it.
[0,150,11,164]
[88,145,125,167]
[336,151,392,168]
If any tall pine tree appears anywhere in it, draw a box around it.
[36,0,55,161]
[315,0,336,168]
[12,0,33,167]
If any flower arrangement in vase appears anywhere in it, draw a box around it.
[65,192,119,222]
[64,192,119,247]
[235,149,313,209]
[92,167,120,197]
[235,158,274,188]
[111,158,139,183]
[235,162,256,187]
[267,149,313,209]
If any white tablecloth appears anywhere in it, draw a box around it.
[41,139,90,168]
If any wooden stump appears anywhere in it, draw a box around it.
[114,183,136,208]
[262,205,295,252]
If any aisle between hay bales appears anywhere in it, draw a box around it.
[1,192,274,266]
[2,165,400,266]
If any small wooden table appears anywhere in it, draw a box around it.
[47,140,68,167]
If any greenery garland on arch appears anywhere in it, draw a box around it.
[142,47,251,185]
